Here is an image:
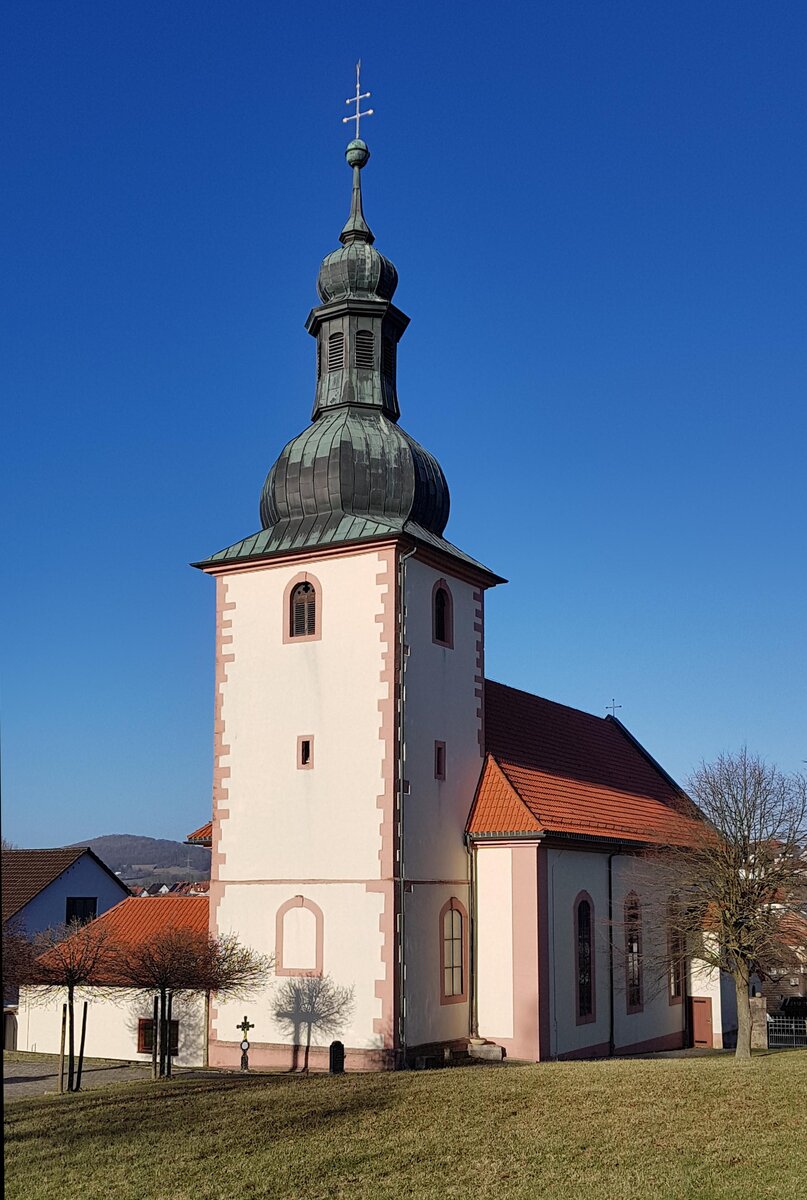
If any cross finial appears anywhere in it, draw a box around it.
[606,698,623,717]
[342,60,374,139]
[237,1015,254,1037]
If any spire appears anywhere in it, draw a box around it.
[340,140,374,245]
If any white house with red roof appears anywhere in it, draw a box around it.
[178,125,730,1072]
[16,896,210,1067]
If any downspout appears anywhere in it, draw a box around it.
[550,849,564,1058]
[465,833,478,1039]
[396,545,416,1066]
[608,852,615,1058]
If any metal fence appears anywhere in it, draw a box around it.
[767,1015,807,1049]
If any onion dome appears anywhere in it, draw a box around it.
[256,138,450,540]
[260,407,450,535]
[198,130,503,584]
[316,140,398,303]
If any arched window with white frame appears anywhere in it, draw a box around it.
[439,897,467,1005]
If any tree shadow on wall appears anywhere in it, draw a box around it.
[272,975,355,1072]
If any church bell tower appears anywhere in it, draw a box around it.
[196,91,503,1069]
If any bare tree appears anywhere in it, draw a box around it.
[119,928,271,1077]
[272,974,355,1072]
[26,920,123,1090]
[2,918,35,995]
[649,750,807,1060]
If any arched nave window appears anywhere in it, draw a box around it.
[439,897,467,1004]
[667,895,685,1004]
[574,891,595,1024]
[624,891,643,1013]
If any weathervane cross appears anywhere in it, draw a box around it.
[342,60,374,139]
[606,698,623,717]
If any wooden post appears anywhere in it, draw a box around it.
[165,990,173,1078]
[67,989,75,1091]
[159,988,166,1078]
[74,1002,88,1091]
[151,995,159,1080]
[58,1004,67,1094]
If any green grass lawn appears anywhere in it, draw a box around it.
[5,1053,806,1200]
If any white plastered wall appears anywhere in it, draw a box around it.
[399,558,481,1046]
[213,882,386,1050]
[610,856,688,1052]
[17,986,207,1068]
[545,849,688,1058]
[211,548,393,1055]
[475,845,514,1040]
[689,933,732,1049]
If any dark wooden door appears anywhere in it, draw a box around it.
[690,996,713,1048]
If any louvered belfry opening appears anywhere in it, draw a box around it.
[327,331,345,372]
[355,328,374,370]
[382,336,396,379]
[291,582,316,637]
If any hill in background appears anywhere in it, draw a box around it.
[71,834,210,888]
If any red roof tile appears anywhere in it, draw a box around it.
[468,681,698,844]
[93,895,210,944]
[33,895,210,986]
[185,822,212,845]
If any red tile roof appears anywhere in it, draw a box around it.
[33,895,210,986]
[185,822,212,846]
[2,847,128,924]
[468,681,699,845]
[92,895,210,944]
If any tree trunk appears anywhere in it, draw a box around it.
[303,1022,312,1074]
[734,966,752,1060]
[151,995,159,1080]
[58,1003,67,1094]
[75,1001,88,1091]
[67,984,75,1091]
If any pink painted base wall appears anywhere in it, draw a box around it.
[209,1039,396,1072]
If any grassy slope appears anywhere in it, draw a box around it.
[5,1054,806,1200]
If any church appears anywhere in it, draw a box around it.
[184,126,729,1069]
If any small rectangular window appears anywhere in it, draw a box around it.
[434,741,446,781]
[297,736,314,769]
[65,897,97,925]
[137,1018,179,1055]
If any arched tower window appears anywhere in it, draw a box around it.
[291,582,316,638]
[574,891,595,1024]
[624,891,643,1013]
[283,573,322,643]
[432,579,454,648]
[440,897,468,1005]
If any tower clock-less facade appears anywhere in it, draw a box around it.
[196,136,503,1069]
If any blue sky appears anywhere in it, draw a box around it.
[3,1,805,847]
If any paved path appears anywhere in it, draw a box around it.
[4,1054,175,1101]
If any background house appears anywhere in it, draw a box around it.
[2,846,130,1048]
